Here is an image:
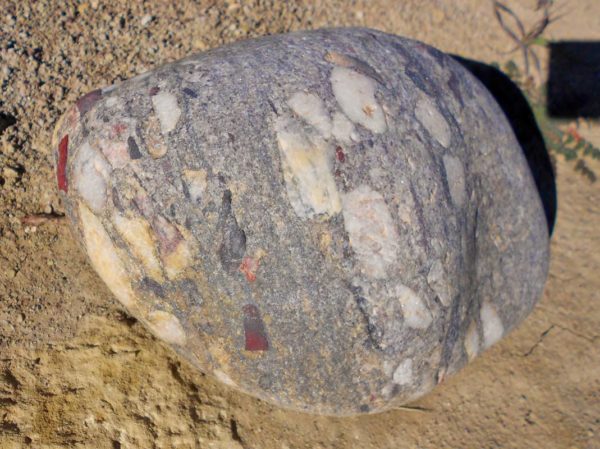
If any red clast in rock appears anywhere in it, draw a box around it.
[240,256,259,282]
[57,135,69,192]
[112,123,128,138]
[76,89,102,116]
[242,304,269,351]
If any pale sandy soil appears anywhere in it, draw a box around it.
[0,1,599,448]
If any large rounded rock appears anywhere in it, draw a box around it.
[52,28,549,415]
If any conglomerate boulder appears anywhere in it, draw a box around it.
[52,28,549,416]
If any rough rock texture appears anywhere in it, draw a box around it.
[52,27,549,416]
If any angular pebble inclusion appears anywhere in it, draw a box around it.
[52,28,549,415]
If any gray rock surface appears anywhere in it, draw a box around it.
[52,27,549,416]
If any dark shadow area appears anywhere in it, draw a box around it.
[548,41,600,118]
[0,112,16,135]
[451,55,557,236]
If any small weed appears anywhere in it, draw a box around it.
[492,0,599,182]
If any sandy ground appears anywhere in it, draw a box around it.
[1,1,599,448]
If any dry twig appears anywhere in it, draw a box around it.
[20,212,65,226]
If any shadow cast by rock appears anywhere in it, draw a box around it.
[547,41,600,119]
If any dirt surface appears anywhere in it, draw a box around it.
[0,1,599,448]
